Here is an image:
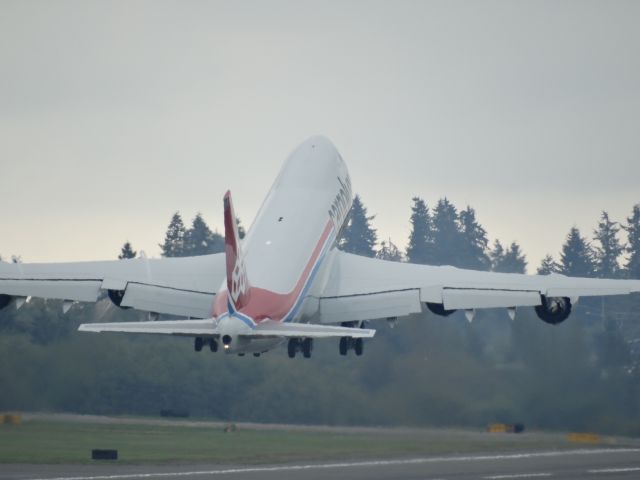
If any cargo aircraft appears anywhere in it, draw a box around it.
[1,137,639,358]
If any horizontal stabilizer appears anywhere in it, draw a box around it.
[246,320,375,338]
[79,318,375,339]
[79,319,217,336]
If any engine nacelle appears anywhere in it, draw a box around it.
[0,294,12,310]
[107,289,130,309]
[535,295,572,325]
[426,302,456,317]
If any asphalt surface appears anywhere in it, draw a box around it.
[2,448,640,480]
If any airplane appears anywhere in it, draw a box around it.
[1,136,639,358]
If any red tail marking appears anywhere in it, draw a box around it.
[224,191,251,311]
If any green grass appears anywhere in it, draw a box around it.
[0,418,606,465]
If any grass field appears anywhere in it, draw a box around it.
[0,415,626,465]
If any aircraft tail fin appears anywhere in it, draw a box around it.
[224,191,251,311]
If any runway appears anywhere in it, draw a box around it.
[2,448,640,480]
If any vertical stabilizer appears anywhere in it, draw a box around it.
[224,191,251,311]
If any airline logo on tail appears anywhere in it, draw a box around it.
[224,191,251,311]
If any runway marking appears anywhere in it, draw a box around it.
[484,474,553,479]
[587,467,640,474]
[24,448,640,480]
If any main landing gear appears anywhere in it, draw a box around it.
[339,337,363,356]
[194,337,218,352]
[287,338,313,359]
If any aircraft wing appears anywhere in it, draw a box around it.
[0,255,224,318]
[318,251,640,323]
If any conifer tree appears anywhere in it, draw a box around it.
[160,212,186,257]
[406,197,433,264]
[458,206,490,270]
[492,241,527,273]
[184,213,224,256]
[339,195,377,257]
[537,254,560,275]
[377,238,403,262]
[623,204,640,279]
[118,241,137,260]
[489,239,505,270]
[593,211,623,278]
[560,227,595,277]
[431,198,463,266]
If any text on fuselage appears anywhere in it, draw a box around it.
[328,175,352,231]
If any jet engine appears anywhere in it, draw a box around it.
[0,294,11,310]
[426,302,456,317]
[107,289,130,309]
[535,295,572,325]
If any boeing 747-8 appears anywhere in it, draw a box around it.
[1,137,639,358]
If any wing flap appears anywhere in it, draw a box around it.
[442,288,541,310]
[120,283,213,318]
[0,279,102,302]
[319,289,421,323]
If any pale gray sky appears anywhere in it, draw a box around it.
[1,0,639,270]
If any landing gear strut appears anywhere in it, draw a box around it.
[288,338,313,359]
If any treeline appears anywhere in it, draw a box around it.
[1,197,640,436]
[340,195,640,280]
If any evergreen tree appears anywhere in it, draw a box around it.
[623,204,640,279]
[406,197,433,264]
[339,195,377,257]
[160,212,186,257]
[377,238,403,262]
[118,241,137,260]
[489,239,505,271]
[431,198,463,266]
[560,227,595,277]
[184,213,224,256]
[537,254,560,275]
[593,211,623,278]
[493,241,527,273]
[458,206,490,270]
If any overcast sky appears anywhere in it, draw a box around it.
[1,0,639,270]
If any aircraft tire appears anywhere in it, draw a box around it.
[354,338,363,356]
[209,339,218,352]
[288,339,297,358]
[194,337,203,352]
[339,337,348,356]
[302,338,313,358]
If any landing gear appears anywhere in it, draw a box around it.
[195,337,217,352]
[288,338,297,358]
[288,338,313,359]
[339,337,348,356]
[354,338,363,356]
[302,338,313,358]
[339,337,364,356]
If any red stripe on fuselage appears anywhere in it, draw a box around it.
[213,220,334,323]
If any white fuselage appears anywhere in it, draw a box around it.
[212,136,352,352]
